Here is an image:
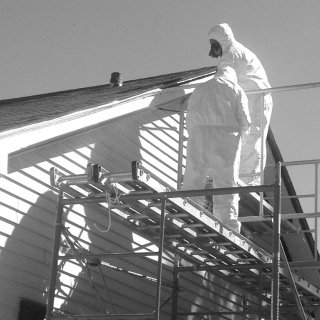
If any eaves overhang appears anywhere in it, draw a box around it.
[0,72,215,173]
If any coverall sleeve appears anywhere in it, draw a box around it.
[185,87,202,132]
[219,50,241,75]
[235,88,251,137]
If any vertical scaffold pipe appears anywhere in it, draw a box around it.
[177,103,186,190]
[259,95,265,216]
[271,162,282,320]
[258,271,263,320]
[171,255,180,320]
[314,163,319,260]
[155,197,167,319]
[45,190,64,320]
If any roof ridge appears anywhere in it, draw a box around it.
[0,66,216,104]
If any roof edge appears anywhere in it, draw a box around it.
[0,66,217,104]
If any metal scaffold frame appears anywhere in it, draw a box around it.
[45,158,320,320]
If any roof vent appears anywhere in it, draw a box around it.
[110,72,123,87]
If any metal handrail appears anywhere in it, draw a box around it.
[281,159,320,260]
[242,83,320,217]
[245,81,320,95]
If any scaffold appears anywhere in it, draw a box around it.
[43,79,320,320]
[45,159,320,320]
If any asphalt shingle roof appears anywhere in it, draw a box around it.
[0,66,216,133]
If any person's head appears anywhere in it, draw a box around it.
[207,23,235,58]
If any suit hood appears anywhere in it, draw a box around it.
[207,23,235,52]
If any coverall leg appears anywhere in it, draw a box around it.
[239,93,272,185]
[183,125,242,233]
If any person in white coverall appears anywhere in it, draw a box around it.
[208,23,273,186]
[183,66,251,233]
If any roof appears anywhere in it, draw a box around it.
[0,66,217,134]
[0,66,217,174]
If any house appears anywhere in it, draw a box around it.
[1,66,320,320]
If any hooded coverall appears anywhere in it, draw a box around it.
[208,23,273,185]
[183,67,251,233]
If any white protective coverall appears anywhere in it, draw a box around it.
[208,23,273,185]
[183,66,251,233]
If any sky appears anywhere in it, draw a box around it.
[1,0,320,211]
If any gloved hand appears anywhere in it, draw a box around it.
[241,128,250,145]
